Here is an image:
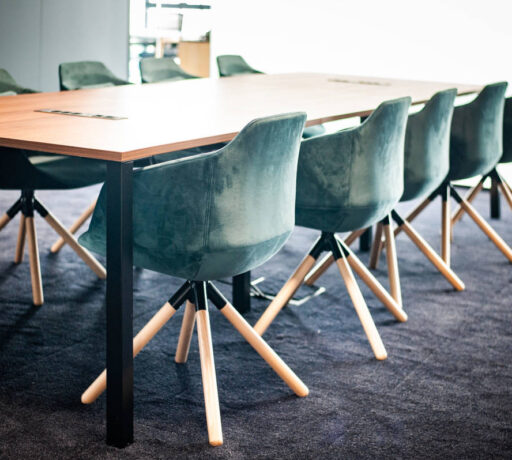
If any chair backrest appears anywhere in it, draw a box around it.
[502,97,512,164]
[139,57,197,83]
[401,89,457,201]
[0,68,37,94]
[59,61,129,90]
[217,55,262,77]
[449,82,508,181]
[81,112,306,281]
[295,97,411,233]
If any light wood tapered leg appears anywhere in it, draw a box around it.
[25,217,44,306]
[498,182,512,210]
[383,218,402,308]
[342,243,407,322]
[50,199,97,253]
[455,193,512,262]
[369,222,384,269]
[394,215,465,291]
[175,300,196,363]
[220,302,309,397]
[451,177,485,228]
[442,187,451,266]
[81,301,178,404]
[0,213,12,232]
[196,309,223,446]
[254,254,317,336]
[14,215,26,264]
[43,211,106,279]
[335,253,387,360]
[394,196,433,238]
[304,228,366,286]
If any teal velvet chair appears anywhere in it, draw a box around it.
[139,57,198,83]
[405,83,512,265]
[450,95,512,220]
[0,149,107,306]
[254,98,411,362]
[59,61,130,90]
[0,69,37,94]
[216,54,325,139]
[79,113,309,446]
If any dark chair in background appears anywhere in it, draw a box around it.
[216,54,325,139]
[59,61,130,91]
[0,68,37,94]
[79,113,309,446]
[139,57,198,83]
[254,98,411,361]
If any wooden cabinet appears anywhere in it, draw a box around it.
[179,41,210,78]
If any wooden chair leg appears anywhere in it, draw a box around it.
[342,242,407,322]
[175,300,196,363]
[391,212,465,291]
[452,188,512,262]
[50,199,97,253]
[0,213,12,232]
[82,300,179,404]
[394,195,433,239]
[441,187,451,266]
[304,228,366,286]
[196,308,223,446]
[369,222,384,269]
[14,215,26,264]
[253,253,317,336]
[383,216,402,308]
[41,207,106,279]
[334,249,387,360]
[498,180,512,210]
[25,217,44,306]
[451,176,485,228]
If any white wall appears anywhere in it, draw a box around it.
[0,0,129,92]
[211,0,512,90]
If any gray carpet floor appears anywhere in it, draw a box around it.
[0,185,511,459]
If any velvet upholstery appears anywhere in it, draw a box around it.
[139,57,198,83]
[0,148,106,190]
[295,98,411,233]
[216,55,325,139]
[401,89,457,202]
[448,82,508,181]
[80,113,306,281]
[502,97,512,164]
[59,61,130,91]
[0,69,37,94]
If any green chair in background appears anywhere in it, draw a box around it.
[451,95,512,223]
[139,57,198,83]
[0,68,38,94]
[395,83,511,266]
[216,54,325,139]
[254,98,411,361]
[79,113,309,446]
[59,61,130,90]
[306,90,466,295]
[0,150,107,306]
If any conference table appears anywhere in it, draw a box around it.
[0,73,481,447]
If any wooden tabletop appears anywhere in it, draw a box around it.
[0,73,482,162]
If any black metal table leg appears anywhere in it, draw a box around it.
[490,174,500,219]
[359,226,373,252]
[106,162,134,447]
[233,271,251,313]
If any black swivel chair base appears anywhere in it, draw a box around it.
[253,225,408,362]
[81,280,309,447]
[0,190,106,306]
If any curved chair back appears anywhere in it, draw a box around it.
[0,68,37,94]
[216,55,262,77]
[401,89,457,201]
[448,82,508,181]
[139,57,198,83]
[295,97,411,233]
[502,97,512,164]
[80,112,306,281]
[59,61,129,90]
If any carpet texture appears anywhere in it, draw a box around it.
[0,185,511,459]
